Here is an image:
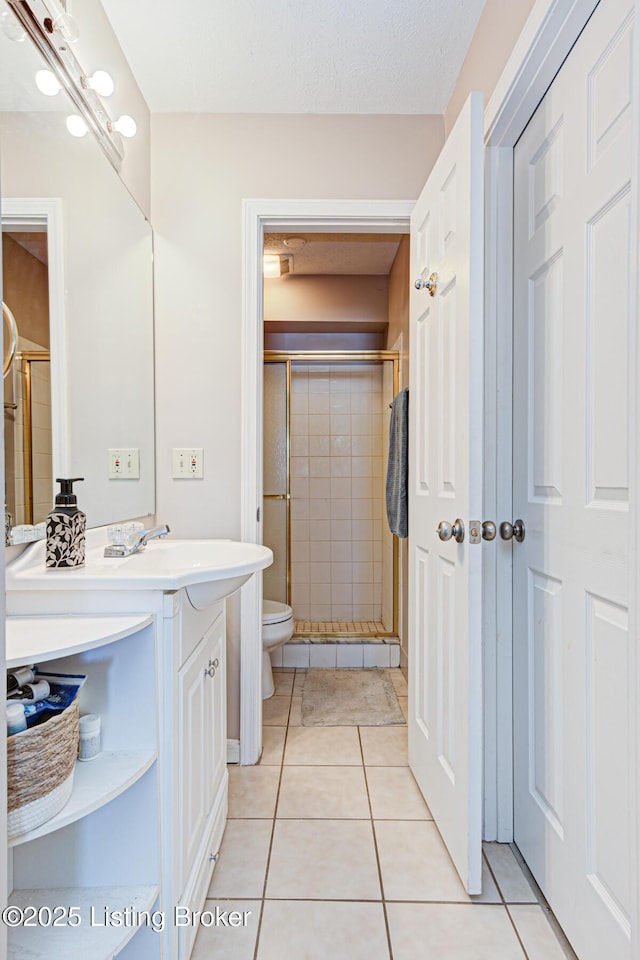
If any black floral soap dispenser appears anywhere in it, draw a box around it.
[46,478,86,568]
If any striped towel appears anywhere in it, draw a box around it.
[385,388,409,538]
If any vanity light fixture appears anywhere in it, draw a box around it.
[263,254,292,279]
[6,0,125,170]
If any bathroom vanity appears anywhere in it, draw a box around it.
[5,531,272,959]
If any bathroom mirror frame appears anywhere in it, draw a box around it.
[3,197,69,541]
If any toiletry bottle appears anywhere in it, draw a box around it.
[46,478,86,568]
[6,703,27,736]
[78,714,101,761]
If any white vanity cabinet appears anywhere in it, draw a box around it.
[6,590,230,960]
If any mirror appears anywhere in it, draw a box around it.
[0,2,155,539]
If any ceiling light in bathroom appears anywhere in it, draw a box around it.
[83,70,114,97]
[263,254,292,279]
[66,114,88,137]
[35,69,61,96]
[283,236,306,249]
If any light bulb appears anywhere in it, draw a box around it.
[52,12,80,43]
[87,70,114,97]
[114,115,136,138]
[263,255,281,279]
[0,10,26,42]
[35,70,61,96]
[66,115,88,138]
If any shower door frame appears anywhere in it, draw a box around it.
[264,349,400,639]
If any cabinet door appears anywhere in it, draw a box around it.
[205,615,226,809]
[178,634,211,888]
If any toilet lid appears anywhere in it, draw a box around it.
[263,600,293,625]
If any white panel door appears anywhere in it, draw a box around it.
[513,1,634,957]
[408,92,484,894]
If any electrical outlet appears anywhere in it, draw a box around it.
[172,448,204,479]
[109,448,140,479]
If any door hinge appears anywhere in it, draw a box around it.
[256,506,261,522]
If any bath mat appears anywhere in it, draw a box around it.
[301,668,404,726]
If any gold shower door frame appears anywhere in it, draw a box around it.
[264,350,400,639]
[22,349,51,525]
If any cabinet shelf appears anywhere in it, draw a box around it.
[6,614,154,667]
[9,751,157,847]
[7,884,159,959]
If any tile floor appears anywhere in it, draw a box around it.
[193,668,575,960]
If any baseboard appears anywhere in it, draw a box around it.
[226,738,240,764]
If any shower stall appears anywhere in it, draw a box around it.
[263,351,399,640]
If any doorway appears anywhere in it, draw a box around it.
[240,201,412,762]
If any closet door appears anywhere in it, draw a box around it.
[512,2,634,957]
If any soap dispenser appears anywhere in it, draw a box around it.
[46,478,86,568]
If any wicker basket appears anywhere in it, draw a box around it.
[7,697,79,840]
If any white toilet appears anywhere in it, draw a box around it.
[262,599,294,699]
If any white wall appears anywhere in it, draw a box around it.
[151,113,443,739]
[151,112,444,539]
[264,275,389,325]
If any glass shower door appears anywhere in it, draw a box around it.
[263,361,289,605]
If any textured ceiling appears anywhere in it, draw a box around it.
[264,233,403,275]
[101,0,486,114]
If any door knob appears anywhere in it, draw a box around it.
[499,519,526,542]
[437,518,465,543]
[482,521,497,541]
[414,271,438,297]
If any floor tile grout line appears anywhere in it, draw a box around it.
[251,671,295,960]
[358,724,394,960]
[481,850,532,960]
[507,844,580,960]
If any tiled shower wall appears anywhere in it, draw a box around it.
[289,363,393,626]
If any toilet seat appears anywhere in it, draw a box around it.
[262,600,293,625]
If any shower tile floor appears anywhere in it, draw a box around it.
[294,620,386,635]
[193,668,576,960]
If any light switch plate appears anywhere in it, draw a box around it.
[109,448,140,479]
[172,448,204,479]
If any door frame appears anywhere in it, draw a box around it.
[240,199,412,764]
[483,0,640,953]
[2,197,69,486]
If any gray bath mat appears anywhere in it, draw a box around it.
[301,668,404,726]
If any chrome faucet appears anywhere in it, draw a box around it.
[104,523,170,558]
